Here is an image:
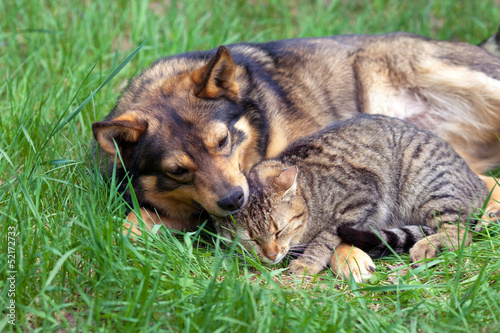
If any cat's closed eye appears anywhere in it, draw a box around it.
[241,237,256,242]
[275,229,283,239]
[242,238,261,246]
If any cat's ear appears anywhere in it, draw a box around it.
[275,166,298,200]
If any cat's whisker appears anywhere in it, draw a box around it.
[290,243,328,248]
[214,114,487,276]
[288,246,307,251]
[290,243,326,247]
[287,252,318,260]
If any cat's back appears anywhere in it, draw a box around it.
[281,114,422,167]
[280,114,486,225]
[283,114,476,169]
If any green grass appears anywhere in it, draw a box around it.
[1,0,500,331]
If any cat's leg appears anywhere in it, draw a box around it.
[288,233,376,283]
[288,231,341,275]
[409,223,472,264]
[330,242,376,283]
[288,230,376,281]
[409,188,482,264]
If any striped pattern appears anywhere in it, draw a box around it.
[219,114,488,274]
[337,224,436,257]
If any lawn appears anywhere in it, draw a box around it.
[1,0,500,331]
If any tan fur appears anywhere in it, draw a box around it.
[203,122,229,151]
[93,33,500,236]
[138,154,248,219]
[139,176,200,220]
[261,241,281,261]
[124,207,198,236]
[479,175,500,213]
[234,117,261,173]
[357,43,500,175]
[266,125,290,159]
[161,154,197,175]
[191,46,240,99]
[93,114,147,156]
[330,242,376,283]
[113,113,141,124]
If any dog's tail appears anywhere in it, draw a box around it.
[479,25,500,57]
[337,224,436,258]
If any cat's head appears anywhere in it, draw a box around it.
[214,160,308,265]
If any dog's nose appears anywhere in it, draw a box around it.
[217,187,245,212]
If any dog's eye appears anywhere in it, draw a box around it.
[168,167,189,177]
[218,134,228,150]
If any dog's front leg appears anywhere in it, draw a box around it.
[124,208,199,237]
[478,175,500,215]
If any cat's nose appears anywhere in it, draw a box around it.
[217,187,245,212]
[266,253,278,261]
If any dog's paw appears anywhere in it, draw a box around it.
[123,208,198,239]
[123,210,145,238]
[123,208,163,238]
[330,243,376,283]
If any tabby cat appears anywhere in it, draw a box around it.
[214,114,487,282]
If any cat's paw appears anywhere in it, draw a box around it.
[330,243,376,283]
[409,238,441,265]
[288,260,322,275]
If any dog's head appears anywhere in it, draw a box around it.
[92,46,262,219]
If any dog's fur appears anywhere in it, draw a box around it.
[93,33,500,234]
[480,25,500,58]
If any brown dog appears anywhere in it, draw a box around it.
[93,33,500,235]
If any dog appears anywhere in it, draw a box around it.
[92,32,500,235]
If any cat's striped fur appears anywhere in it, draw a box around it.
[214,114,488,280]
[337,225,437,258]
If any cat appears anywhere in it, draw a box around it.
[213,114,488,282]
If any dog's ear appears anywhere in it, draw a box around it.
[192,46,239,99]
[92,113,148,165]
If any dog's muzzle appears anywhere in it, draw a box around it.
[216,186,245,212]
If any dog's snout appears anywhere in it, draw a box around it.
[217,187,245,212]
